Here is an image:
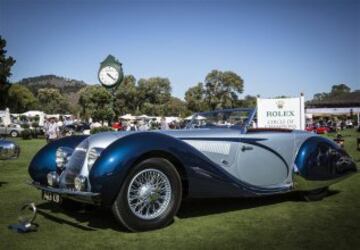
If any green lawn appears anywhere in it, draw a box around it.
[1,130,359,249]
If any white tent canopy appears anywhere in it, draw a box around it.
[185,115,206,120]
[120,114,136,120]
[136,114,152,120]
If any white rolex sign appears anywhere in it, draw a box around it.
[257,96,305,130]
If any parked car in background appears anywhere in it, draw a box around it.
[62,122,91,136]
[29,108,357,231]
[305,124,334,134]
[0,123,24,137]
[315,125,330,134]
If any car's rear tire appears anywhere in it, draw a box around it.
[302,187,329,201]
[112,158,182,232]
[10,130,19,137]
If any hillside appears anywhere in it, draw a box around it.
[16,75,90,111]
[17,75,88,95]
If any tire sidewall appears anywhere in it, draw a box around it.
[10,131,18,137]
[112,158,182,232]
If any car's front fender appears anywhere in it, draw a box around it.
[28,135,88,184]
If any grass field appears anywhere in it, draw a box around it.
[0,130,359,249]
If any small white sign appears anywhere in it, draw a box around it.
[257,96,305,130]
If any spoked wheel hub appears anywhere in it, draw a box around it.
[127,168,172,220]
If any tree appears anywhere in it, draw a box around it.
[137,77,172,116]
[0,36,16,109]
[78,85,114,122]
[7,84,38,112]
[37,88,69,114]
[114,75,139,115]
[204,70,244,110]
[165,97,190,117]
[330,84,351,96]
[184,70,244,111]
[313,92,328,101]
[185,82,206,112]
[239,95,257,108]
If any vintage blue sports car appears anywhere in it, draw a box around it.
[29,108,357,231]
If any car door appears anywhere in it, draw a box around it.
[230,133,294,187]
[0,124,6,135]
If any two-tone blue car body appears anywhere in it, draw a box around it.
[29,108,357,231]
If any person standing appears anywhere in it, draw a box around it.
[160,117,169,130]
[48,118,60,142]
[43,118,50,142]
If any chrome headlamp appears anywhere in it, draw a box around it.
[74,175,87,191]
[55,147,73,169]
[87,147,104,170]
[47,171,59,186]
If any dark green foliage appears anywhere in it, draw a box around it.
[79,85,114,122]
[37,88,69,114]
[90,126,114,134]
[21,123,29,129]
[0,36,16,109]
[7,84,39,113]
[308,84,360,107]
[21,129,32,139]
[185,70,245,112]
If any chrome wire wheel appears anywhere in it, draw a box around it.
[127,168,172,220]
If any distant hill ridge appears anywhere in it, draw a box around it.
[17,74,88,95]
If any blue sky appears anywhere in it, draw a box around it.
[1,0,359,100]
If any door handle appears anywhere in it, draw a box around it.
[241,145,253,152]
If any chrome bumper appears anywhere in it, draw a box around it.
[30,181,101,205]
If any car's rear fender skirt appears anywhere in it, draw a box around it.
[28,135,88,185]
[89,132,267,206]
[294,136,357,190]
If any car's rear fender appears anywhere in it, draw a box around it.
[293,136,357,190]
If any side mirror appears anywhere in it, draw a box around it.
[0,139,20,160]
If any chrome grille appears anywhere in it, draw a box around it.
[59,140,88,188]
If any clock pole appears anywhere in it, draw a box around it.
[98,55,124,125]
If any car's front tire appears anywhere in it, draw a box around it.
[112,158,182,232]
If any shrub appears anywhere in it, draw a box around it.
[21,123,30,129]
[21,129,32,140]
[32,122,39,128]
[90,126,114,134]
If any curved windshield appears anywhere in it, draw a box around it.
[186,108,256,130]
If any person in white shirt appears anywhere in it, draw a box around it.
[48,118,60,142]
[160,117,169,130]
[138,120,149,131]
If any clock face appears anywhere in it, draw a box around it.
[99,66,119,87]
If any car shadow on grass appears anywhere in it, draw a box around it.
[35,189,341,232]
[36,202,126,231]
[177,190,340,218]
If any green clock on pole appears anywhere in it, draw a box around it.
[98,55,124,89]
